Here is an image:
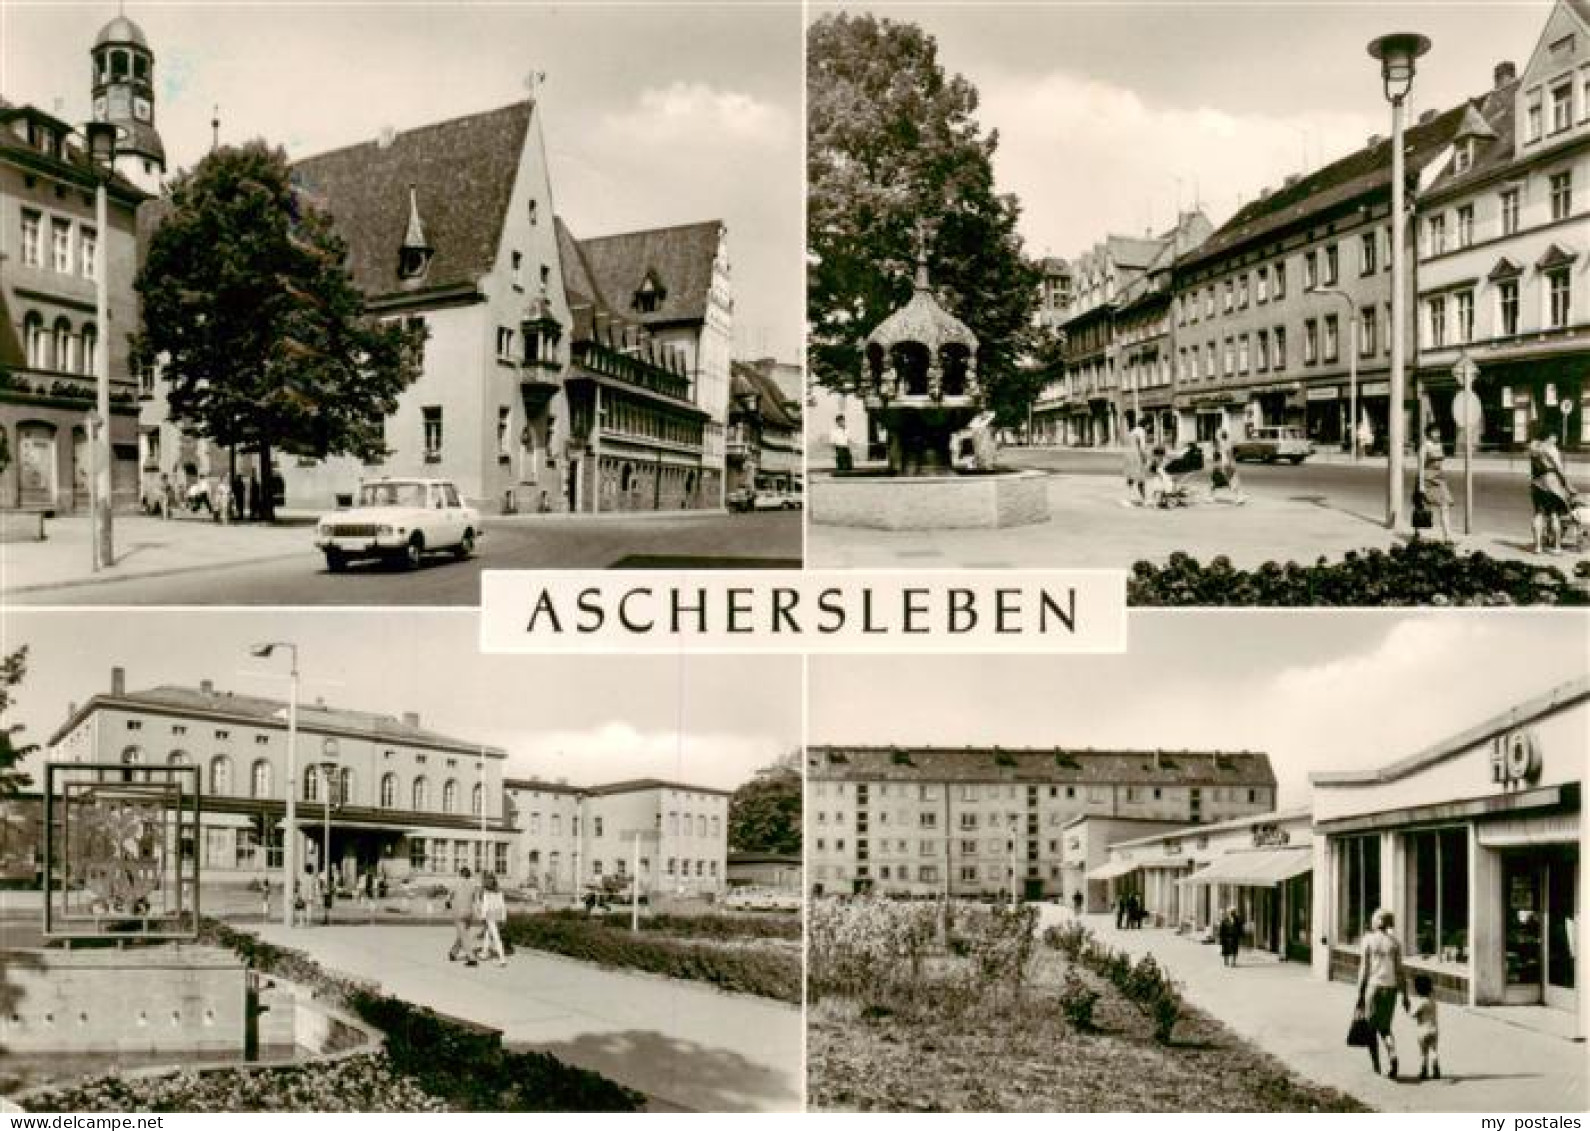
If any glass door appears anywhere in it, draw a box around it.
[1502,852,1544,1005]
[1545,846,1578,1012]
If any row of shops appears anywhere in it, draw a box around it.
[1085,676,1585,1037]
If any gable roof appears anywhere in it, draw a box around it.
[731,359,800,429]
[291,101,534,298]
[1420,80,1520,202]
[572,220,724,327]
[1181,98,1476,272]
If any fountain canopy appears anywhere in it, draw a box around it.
[863,254,980,410]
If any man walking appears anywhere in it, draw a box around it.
[447,865,481,966]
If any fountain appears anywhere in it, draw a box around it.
[811,242,1049,530]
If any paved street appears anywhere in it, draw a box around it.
[1036,906,1585,1114]
[247,921,802,1112]
[809,449,1586,571]
[2,509,801,606]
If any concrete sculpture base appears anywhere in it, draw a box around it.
[812,470,1049,531]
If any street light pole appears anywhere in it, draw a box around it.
[250,642,298,928]
[1369,32,1432,531]
[84,122,120,572]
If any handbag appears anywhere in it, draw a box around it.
[1411,489,1433,530]
[1346,1009,1374,1048]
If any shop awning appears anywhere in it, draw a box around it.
[1087,858,1141,881]
[1176,847,1312,888]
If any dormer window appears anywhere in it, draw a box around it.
[1453,139,1474,175]
[633,271,666,314]
[398,246,432,280]
[398,184,433,282]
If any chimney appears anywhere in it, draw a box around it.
[111,666,125,695]
[1494,61,1517,88]
[402,711,420,728]
[377,126,397,149]
[1418,109,1437,125]
[1257,185,1272,200]
[200,679,214,695]
[1367,134,1383,149]
[1283,174,1301,188]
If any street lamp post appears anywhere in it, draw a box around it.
[319,737,339,925]
[1368,32,1432,530]
[249,642,298,928]
[84,122,121,572]
[1313,288,1360,460]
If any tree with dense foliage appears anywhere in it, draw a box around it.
[0,647,37,796]
[807,12,1041,428]
[728,753,802,855]
[135,142,424,520]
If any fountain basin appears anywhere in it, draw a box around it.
[812,468,1049,530]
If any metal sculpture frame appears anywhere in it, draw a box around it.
[43,762,202,941]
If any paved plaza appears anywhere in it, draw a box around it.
[1036,906,1585,1114]
[248,921,802,1112]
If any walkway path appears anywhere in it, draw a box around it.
[1037,907,1585,1114]
[250,922,801,1112]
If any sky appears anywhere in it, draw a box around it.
[820,1,1556,260]
[3,610,801,792]
[0,1,804,362]
[810,611,1590,808]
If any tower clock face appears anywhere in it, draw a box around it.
[108,88,131,118]
[133,97,151,122]
[93,96,107,121]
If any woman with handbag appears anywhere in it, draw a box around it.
[1417,424,1453,543]
[1354,908,1410,1078]
[477,871,508,967]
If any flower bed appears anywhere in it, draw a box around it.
[1128,543,1590,607]
[23,1054,448,1113]
[536,907,801,941]
[500,912,800,1004]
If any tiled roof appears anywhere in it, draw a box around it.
[290,101,534,298]
[1181,98,1476,271]
[504,777,584,795]
[584,777,733,798]
[731,360,801,430]
[1421,81,1519,202]
[809,746,1276,787]
[0,104,148,201]
[62,683,503,755]
[571,220,724,328]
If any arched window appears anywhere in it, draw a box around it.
[164,749,186,766]
[210,755,231,795]
[24,312,46,369]
[338,767,355,806]
[619,463,634,493]
[471,782,483,817]
[442,779,458,814]
[111,49,129,78]
[53,318,72,374]
[251,760,271,799]
[303,766,320,802]
[80,325,97,376]
[412,776,429,811]
[380,772,397,808]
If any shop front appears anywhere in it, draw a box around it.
[1418,353,1590,453]
[1179,846,1314,962]
[1311,677,1585,1036]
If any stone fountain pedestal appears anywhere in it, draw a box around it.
[812,468,1049,530]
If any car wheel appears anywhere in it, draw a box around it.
[401,536,424,571]
[1290,455,1307,465]
[324,549,346,574]
[454,529,475,560]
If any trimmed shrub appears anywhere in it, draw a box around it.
[1057,967,1099,1030]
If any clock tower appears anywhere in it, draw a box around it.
[90,12,165,195]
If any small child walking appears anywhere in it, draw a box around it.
[1406,972,1440,1080]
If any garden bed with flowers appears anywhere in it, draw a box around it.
[1128,542,1590,606]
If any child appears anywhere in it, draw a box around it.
[1406,972,1440,1080]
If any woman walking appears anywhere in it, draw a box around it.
[1354,908,1410,1078]
[1122,416,1149,507]
[1211,427,1246,504]
[477,871,508,967]
[1528,427,1574,554]
[1417,424,1454,542]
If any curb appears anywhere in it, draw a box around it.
[3,547,310,597]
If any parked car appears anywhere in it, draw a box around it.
[726,486,757,513]
[1232,426,1314,464]
[729,486,802,512]
[314,478,480,571]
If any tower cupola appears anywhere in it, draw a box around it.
[90,10,165,194]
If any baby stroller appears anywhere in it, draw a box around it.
[1153,443,1205,508]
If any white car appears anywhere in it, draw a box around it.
[315,478,480,572]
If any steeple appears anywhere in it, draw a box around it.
[397,184,434,283]
[90,7,164,194]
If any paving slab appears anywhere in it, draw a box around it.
[1037,907,1585,1114]
[249,922,801,1112]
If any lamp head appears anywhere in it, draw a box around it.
[1368,33,1431,103]
[84,120,120,166]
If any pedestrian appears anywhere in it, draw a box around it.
[1405,972,1441,1080]
[1211,427,1246,504]
[447,865,481,966]
[1357,417,1376,457]
[830,414,854,472]
[1072,889,1084,918]
[1122,416,1149,507]
[1528,425,1574,555]
[1354,908,1410,1078]
[213,475,232,525]
[261,878,272,921]
[1217,908,1235,966]
[1114,893,1127,929]
[1417,423,1453,542]
[477,871,508,967]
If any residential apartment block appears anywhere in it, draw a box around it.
[806,745,1276,899]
